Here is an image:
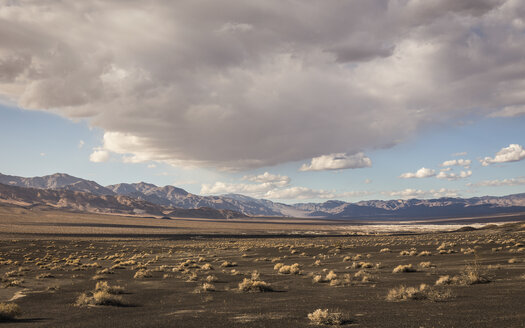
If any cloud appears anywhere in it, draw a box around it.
[201,172,371,200]
[201,171,291,196]
[300,152,372,172]
[264,187,336,200]
[242,172,290,186]
[89,148,110,163]
[489,105,525,117]
[400,167,436,179]
[452,152,467,157]
[39,152,46,157]
[200,181,335,200]
[468,177,525,187]
[441,159,471,167]
[480,144,525,166]
[78,140,85,149]
[384,188,459,199]
[436,170,472,180]
[200,181,274,195]
[1,1,524,170]
[364,178,372,184]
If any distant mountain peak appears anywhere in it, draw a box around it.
[2,172,525,219]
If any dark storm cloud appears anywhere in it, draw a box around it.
[0,0,523,170]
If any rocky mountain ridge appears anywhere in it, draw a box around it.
[2,172,525,219]
[0,182,245,219]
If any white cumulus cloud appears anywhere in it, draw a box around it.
[400,167,436,179]
[468,177,525,187]
[441,159,471,167]
[264,187,336,200]
[384,188,458,199]
[436,170,472,181]
[300,153,372,172]
[242,172,290,186]
[89,148,110,163]
[480,144,525,166]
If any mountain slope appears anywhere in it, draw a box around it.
[295,194,525,219]
[2,172,525,219]
[0,172,115,196]
[106,183,287,216]
[0,183,246,219]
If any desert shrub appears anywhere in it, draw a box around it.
[437,242,456,251]
[392,264,416,273]
[76,291,124,307]
[326,270,337,281]
[435,275,453,285]
[91,275,105,280]
[386,284,452,302]
[307,309,343,325]
[460,263,492,285]
[36,273,54,279]
[95,281,124,294]
[435,262,492,286]
[0,302,21,320]
[425,287,453,302]
[1,278,23,288]
[508,258,518,264]
[195,283,216,293]
[96,268,114,275]
[238,278,273,292]
[220,261,237,268]
[418,251,432,256]
[461,248,476,255]
[354,270,373,282]
[386,285,425,301]
[419,261,434,268]
[92,291,123,305]
[329,279,342,286]
[206,275,218,282]
[201,263,213,270]
[380,248,391,253]
[278,263,301,275]
[312,274,326,283]
[133,269,152,279]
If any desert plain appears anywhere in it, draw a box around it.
[0,204,524,327]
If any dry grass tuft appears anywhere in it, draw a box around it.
[277,263,301,275]
[76,291,124,307]
[0,303,21,321]
[133,269,152,279]
[419,261,434,268]
[392,264,416,273]
[95,281,124,294]
[307,309,343,325]
[238,278,273,292]
[195,282,216,293]
[386,284,452,302]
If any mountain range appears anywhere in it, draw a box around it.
[1,172,525,219]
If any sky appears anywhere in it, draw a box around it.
[1,0,525,204]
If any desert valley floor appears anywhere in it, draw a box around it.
[0,205,524,327]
